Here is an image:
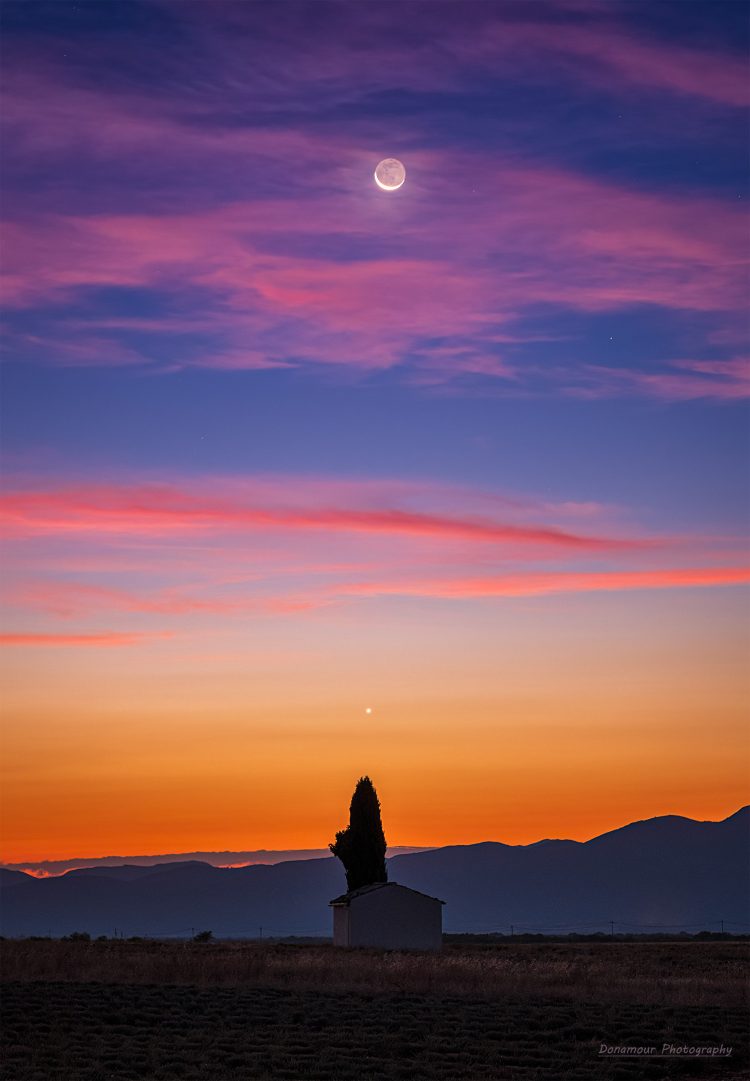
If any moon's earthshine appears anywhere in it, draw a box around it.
[374,158,406,191]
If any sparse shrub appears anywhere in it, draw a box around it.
[193,930,213,943]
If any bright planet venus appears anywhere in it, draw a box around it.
[374,157,406,190]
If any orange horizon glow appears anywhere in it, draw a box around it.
[5,790,748,873]
[2,471,748,865]
[3,795,747,867]
[3,672,748,862]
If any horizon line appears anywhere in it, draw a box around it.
[4,803,746,876]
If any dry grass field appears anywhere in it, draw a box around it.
[1,939,747,1080]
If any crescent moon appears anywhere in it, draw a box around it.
[374,173,404,191]
[374,158,406,191]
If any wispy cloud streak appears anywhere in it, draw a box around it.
[0,631,171,647]
[0,482,641,551]
[572,358,750,401]
[2,473,745,634]
[340,566,750,599]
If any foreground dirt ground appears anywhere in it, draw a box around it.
[1,941,747,1080]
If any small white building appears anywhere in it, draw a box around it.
[330,881,445,950]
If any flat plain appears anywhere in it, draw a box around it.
[1,940,747,1080]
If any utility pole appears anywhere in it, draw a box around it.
[510,925,514,938]
[721,919,724,934]
[610,921,614,939]
[259,925,263,941]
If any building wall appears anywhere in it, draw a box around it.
[332,904,350,947]
[348,885,442,950]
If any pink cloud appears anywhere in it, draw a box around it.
[1,472,744,630]
[13,581,246,617]
[2,158,745,391]
[7,168,743,317]
[339,566,750,600]
[12,563,748,625]
[0,481,640,551]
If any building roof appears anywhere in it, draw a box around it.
[329,881,445,906]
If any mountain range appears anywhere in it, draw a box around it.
[1,846,430,878]
[1,808,747,938]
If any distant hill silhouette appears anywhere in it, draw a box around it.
[1,808,747,938]
[1,846,431,878]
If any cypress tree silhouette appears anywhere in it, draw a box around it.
[329,776,388,892]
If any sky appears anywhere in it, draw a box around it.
[1,0,748,864]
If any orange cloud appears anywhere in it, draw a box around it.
[0,631,171,647]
